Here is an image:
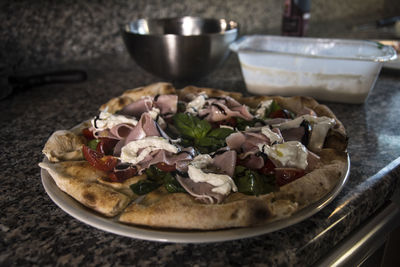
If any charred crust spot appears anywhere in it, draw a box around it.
[252,206,271,221]
[118,97,128,106]
[230,210,239,220]
[249,201,271,223]
[83,192,97,205]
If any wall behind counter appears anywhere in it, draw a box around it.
[2,0,399,71]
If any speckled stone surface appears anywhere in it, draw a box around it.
[2,0,400,72]
[2,1,400,265]
[0,52,399,266]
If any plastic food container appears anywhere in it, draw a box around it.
[230,35,397,104]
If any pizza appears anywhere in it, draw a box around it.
[39,82,348,230]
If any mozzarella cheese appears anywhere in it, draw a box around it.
[272,115,335,152]
[148,107,166,127]
[188,154,238,195]
[92,110,138,131]
[261,126,283,144]
[254,99,273,118]
[120,136,178,165]
[186,93,207,115]
[258,141,308,170]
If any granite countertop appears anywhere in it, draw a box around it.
[1,53,400,266]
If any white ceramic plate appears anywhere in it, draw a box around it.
[41,155,350,243]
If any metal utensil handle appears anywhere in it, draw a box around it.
[8,70,87,89]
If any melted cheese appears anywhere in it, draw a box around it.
[272,115,335,152]
[120,136,178,165]
[148,107,166,127]
[254,99,273,118]
[188,155,237,195]
[261,126,283,144]
[92,111,138,131]
[186,93,207,115]
[258,141,308,169]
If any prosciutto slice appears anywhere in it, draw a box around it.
[113,112,169,156]
[197,96,254,122]
[135,149,194,174]
[176,176,226,204]
[120,97,153,117]
[226,131,270,152]
[120,94,178,118]
[212,150,237,177]
[154,94,178,116]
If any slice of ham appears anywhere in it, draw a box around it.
[119,94,178,118]
[212,150,237,177]
[113,113,168,156]
[135,149,194,174]
[241,153,265,170]
[281,127,305,143]
[226,131,270,153]
[109,124,136,139]
[154,94,178,116]
[176,176,226,204]
[197,96,254,122]
[125,112,162,142]
[120,97,153,117]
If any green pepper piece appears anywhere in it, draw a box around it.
[130,180,162,195]
[234,166,276,196]
[87,139,100,150]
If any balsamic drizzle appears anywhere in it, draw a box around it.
[177,150,196,158]
[153,94,161,102]
[300,120,312,146]
[174,170,189,178]
[93,115,100,128]
[154,120,164,137]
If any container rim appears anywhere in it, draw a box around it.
[230,35,397,62]
[121,16,239,37]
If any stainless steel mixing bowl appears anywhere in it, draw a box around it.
[121,16,239,81]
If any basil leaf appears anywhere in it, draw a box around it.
[130,180,162,195]
[177,101,187,113]
[234,167,276,196]
[164,174,186,193]
[137,165,187,194]
[236,117,266,131]
[173,113,211,139]
[208,127,234,139]
[145,165,164,183]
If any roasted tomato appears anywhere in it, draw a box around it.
[108,166,138,182]
[82,128,95,140]
[258,158,276,176]
[155,162,176,172]
[275,168,305,186]
[96,138,119,155]
[82,145,118,172]
[269,109,291,119]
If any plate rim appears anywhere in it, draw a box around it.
[40,154,350,243]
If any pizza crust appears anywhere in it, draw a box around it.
[119,188,276,229]
[39,161,131,217]
[100,82,176,113]
[118,148,346,229]
[39,82,348,229]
